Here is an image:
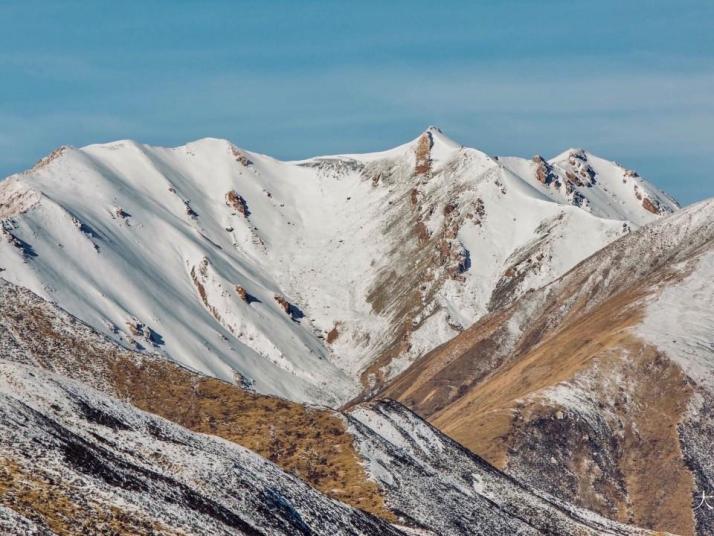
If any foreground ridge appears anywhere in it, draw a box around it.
[0,277,660,535]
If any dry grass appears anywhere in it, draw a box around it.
[109,357,394,519]
[414,133,432,176]
[0,458,180,535]
[1,298,394,522]
[381,267,697,534]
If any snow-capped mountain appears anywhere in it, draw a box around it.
[499,149,678,225]
[378,198,714,535]
[0,277,660,535]
[0,128,677,405]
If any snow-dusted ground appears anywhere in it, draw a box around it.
[637,251,714,391]
[0,128,675,405]
[0,274,665,535]
[347,400,656,536]
[0,359,402,536]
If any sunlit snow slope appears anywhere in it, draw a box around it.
[0,127,678,405]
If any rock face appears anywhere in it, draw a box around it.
[0,277,662,535]
[377,199,714,535]
[0,129,674,407]
[225,190,249,216]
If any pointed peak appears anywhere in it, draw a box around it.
[415,126,461,151]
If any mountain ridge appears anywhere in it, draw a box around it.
[0,128,679,407]
[0,274,663,535]
[375,198,714,535]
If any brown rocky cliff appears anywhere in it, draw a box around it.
[226,190,249,216]
[414,132,433,176]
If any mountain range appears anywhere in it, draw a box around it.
[1,128,710,535]
[0,127,677,404]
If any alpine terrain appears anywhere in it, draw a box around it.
[378,198,714,535]
[0,127,677,405]
[2,128,710,535]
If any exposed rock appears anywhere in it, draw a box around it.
[184,200,198,218]
[235,285,249,302]
[414,132,433,176]
[532,155,556,185]
[326,324,339,344]
[230,145,253,166]
[274,294,291,314]
[1,224,37,260]
[273,294,302,321]
[642,197,659,214]
[225,190,250,216]
[30,145,69,172]
[113,207,130,219]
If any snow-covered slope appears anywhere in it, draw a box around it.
[499,149,678,225]
[348,400,657,536]
[379,198,714,535]
[0,128,675,404]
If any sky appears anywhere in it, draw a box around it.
[0,0,712,205]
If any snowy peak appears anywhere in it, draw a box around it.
[499,147,679,225]
[550,147,680,221]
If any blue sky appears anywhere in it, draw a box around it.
[1,1,712,204]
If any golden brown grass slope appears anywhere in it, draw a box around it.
[376,201,714,535]
[0,283,394,522]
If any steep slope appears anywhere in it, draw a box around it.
[0,128,669,405]
[0,277,392,519]
[347,400,657,536]
[0,277,661,535]
[0,361,402,536]
[499,149,678,225]
[378,199,714,535]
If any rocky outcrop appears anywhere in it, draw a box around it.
[113,207,130,219]
[230,145,253,166]
[414,131,433,176]
[225,190,250,216]
[642,197,659,214]
[30,145,69,172]
[326,324,340,344]
[532,154,557,185]
[235,284,249,302]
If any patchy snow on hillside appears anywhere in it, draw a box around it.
[0,359,402,536]
[347,400,654,536]
[637,250,714,391]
